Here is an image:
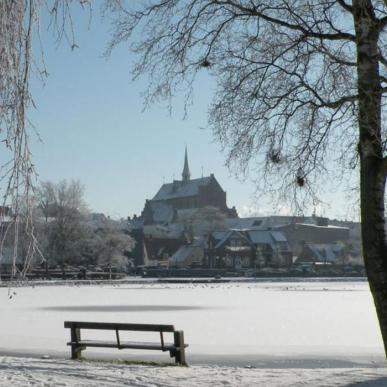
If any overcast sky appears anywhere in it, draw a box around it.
[26,3,355,221]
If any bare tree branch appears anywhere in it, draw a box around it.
[104,1,387,355]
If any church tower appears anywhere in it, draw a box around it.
[182,147,191,182]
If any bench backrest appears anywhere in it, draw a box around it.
[64,321,175,332]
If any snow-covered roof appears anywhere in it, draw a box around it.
[143,224,182,238]
[247,230,288,245]
[248,230,272,244]
[225,217,264,229]
[270,231,287,242]
[213,230,252,249]
[211,230,229,242]
[227,216,344,230]
[213,230,234,249]
[307,243,344,262]
[149,201,175,223]
[171,245,196,263]
[295,223,349,230]
[152,176,213,201]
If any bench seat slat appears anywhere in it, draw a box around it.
[64,321,175,332]
[67,340,175,351]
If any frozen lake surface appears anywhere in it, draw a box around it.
[1,280,386,386]
[0,279,385,367]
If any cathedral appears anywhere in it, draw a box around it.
[141,148,237,225]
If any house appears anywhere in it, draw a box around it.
[296,241,345,264]
[275,222,350,258]
[206,230,255,269]
[246,230,292,267]
[204,228,291,269]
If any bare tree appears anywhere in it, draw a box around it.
[38,181,57,222]
[0,0,91,279]
[36,179,88,270]
[105,0,387,356]
[177,206,227,240]
[0,1,38,279]
[93,219,135,273]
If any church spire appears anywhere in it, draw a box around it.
[182,147,191,182]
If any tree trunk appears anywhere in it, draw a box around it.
[353,0,387,357]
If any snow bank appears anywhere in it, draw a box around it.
[0,356,386,387]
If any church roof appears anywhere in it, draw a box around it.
[148,201,175,223]
[152,176,213,201]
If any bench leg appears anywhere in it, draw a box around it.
[173,331,186,365]
[70,327,82,360]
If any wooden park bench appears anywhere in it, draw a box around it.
[64,321,188,365]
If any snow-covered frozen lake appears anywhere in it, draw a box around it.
[0,280,385,367]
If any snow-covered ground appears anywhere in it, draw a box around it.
[0,280,386,386]
[1,356,387,386]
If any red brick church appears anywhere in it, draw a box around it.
[141,148,237,225]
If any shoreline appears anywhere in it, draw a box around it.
[0,349,384,369]
[0,276,368,288]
